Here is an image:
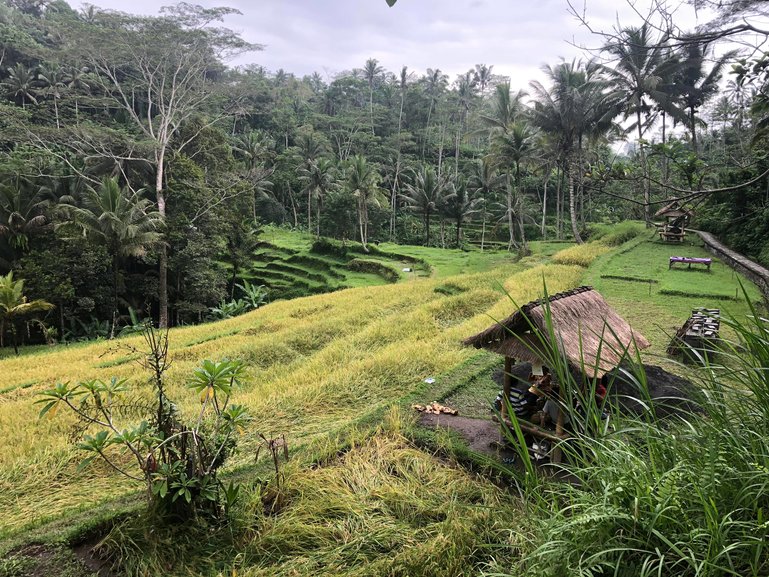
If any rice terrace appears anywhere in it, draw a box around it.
[1,0,769,576]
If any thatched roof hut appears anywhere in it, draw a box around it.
[654,200,693,220]
[463,286,650,379]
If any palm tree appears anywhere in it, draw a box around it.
[363,58,383,135]
[480,82,526,134]
[58,178,163,332]
[64,65,91,121]
[474,63,494,98]
[603,24,673,224]
[491,122,537,251]
[468,158,501,251]
[530,60,621,243]
[390,66,412,238]
[404,165,448,246]
[0,177,50,255]
[2,63,39,108]
[441,177,477,246]
[674,42,736,155]
[233,130,272,171]
[453,70,477,175]
[345,155,380,250]
[38,63,67,129]
[298,157,337,237]
[0,271,53,354]
[480,82,531,250]
[422,68,449,158]
[295,132,327,233]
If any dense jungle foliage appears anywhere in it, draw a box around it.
[0,0,767,343]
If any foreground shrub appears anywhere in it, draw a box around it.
[37,325,251,521]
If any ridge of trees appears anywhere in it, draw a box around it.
[0,0,767,345]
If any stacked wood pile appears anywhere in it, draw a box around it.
[668,308,720,358]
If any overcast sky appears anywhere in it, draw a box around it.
[76,0,707,90]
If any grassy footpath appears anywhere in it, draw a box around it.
[584,232,761,358]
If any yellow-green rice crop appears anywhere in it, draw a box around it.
[552,242,611,267]
[0,261,584,540]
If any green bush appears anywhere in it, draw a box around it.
[37,326,251,523]
[588,221,646,246]
[346,259,399,283]
[311,237,348,258]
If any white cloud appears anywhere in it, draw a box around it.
[75,0,706,90]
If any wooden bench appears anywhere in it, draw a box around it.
[669,256,712,271]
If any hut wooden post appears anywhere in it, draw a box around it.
[552,410,564,464]
[502,356,512,420]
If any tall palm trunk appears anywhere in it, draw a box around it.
[391,93,405,239]
[661,111,669,184]
[541,168,550,239]
[506,174,516,251]
[567,157,583,244]
[422,99,434,160]
[637,109,651,226]
[480,212,486,251]
[369,84,375,136]
[689,107,699,155]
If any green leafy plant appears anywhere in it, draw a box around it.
[37,325,251,521]
[207,298,249,320]
[118,306,152,337]
[234,280,269,310]
[494,284,769,576]
[0,271,54,354]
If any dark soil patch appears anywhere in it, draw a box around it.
[2,543,103,577]
[417,413,516,461]
[72,541,115,577]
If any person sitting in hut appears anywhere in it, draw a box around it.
[525,373,567,428]
[494,381,540,419]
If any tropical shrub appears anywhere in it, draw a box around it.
[593,221,646,246]
[311,237,348,258]
[0,271,54,354]
[36,326,250,521]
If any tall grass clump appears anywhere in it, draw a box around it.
[591,221,646,247]
[551,243,610,267]
[494,289,769,577]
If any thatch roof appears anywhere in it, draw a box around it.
[654,200,693,219]
[463,286,650,378]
